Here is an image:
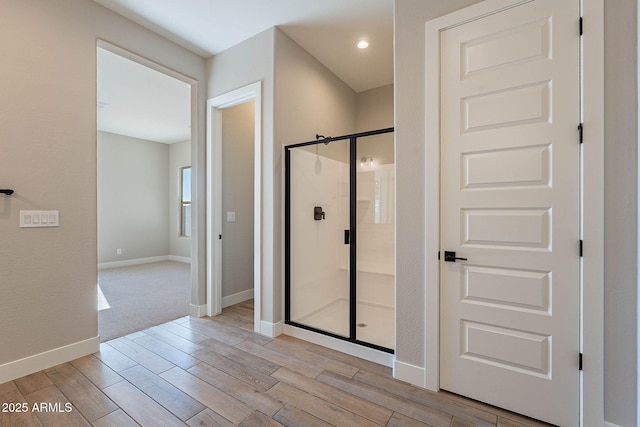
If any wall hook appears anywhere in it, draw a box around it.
[0,189,14,196]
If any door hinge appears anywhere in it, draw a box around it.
[438,251,441,260]
[579,353,583,371]
[579,17,583,36]
[579,240,583,257]
[219,234,222,240]
[578,123,583,144]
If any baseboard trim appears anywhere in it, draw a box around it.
[98,255,191,270]
[393,359,426,388]
[604,422,623,427]
[0,336,99,385]
[260,320,283,338]
[189,304,207,318]
[283,324,394,367]
[222,289,254,308]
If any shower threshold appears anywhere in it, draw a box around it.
[294,298,394,351]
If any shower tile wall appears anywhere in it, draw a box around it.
[289,148,349,326]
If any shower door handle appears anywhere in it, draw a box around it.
[344,229,350,244]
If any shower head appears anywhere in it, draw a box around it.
[315,134,333,145]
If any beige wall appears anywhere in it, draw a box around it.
[207,28,276,321]
[221,101,255,298]
[274,29,357,145]
[356,84,394,131]
[0,0,205,378]
[356,84,394,166]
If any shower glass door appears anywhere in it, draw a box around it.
[286,138,351,338]
[355,133,395,349]
[285,127,394,353]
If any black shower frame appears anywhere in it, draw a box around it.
[284,127,394,354]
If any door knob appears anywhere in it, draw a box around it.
[444,251,467,262]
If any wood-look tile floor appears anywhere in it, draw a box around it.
[0,300,553,427]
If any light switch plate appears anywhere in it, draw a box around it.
[226,211,236,222]
[20,210,59,228]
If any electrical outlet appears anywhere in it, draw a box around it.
[116,248,122,255]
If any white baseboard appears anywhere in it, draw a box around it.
[0,336,99,385]
[260,320,283,338]
[189,304,207,318]
[393,359,426,388]
[283,324,395,367]
[98,255,191,270]
[222,289,254,308]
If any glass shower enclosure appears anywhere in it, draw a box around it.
[285,128,394,352]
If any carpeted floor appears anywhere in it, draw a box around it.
[98,261,190,342]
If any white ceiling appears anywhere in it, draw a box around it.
[94,0,393,92]
[95,0,393,144]
[97,48,191,144]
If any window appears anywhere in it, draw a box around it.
[180,166,191,237]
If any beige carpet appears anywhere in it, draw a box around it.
[98,261,190,342]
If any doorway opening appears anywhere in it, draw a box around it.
[220,101,256,317]
[206,83,262,332]
[96,42,195,341]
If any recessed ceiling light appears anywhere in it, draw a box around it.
[357,40,369,49]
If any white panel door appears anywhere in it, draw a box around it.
[439,1,580,425]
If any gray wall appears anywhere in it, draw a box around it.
[98,131,170,263]
[169,140,191,259]
[394,0,483,370]
[98,133,192,264]
[356,84,394,131]
[603,1,638,425]
[0,0,205,371]
[222,101,255,298]
[395,0,638,425]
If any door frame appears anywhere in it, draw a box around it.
[96,39,204,315]
[424,0,604,424]
[206,82,262,332]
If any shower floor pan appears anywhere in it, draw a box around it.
[295,298,394,350]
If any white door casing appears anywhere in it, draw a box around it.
[438,1,580,425]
